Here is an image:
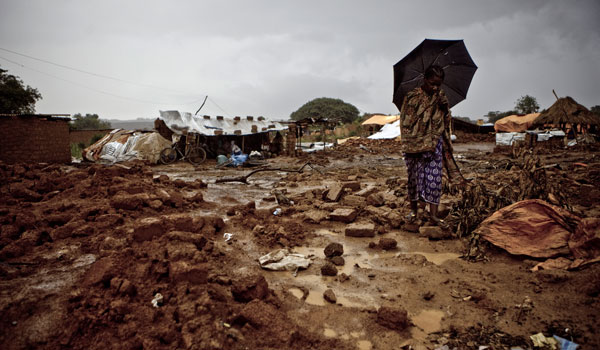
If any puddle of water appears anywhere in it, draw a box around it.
[323,328,337,338]
[357,340,373,350]
[410,309,444,340]
[398,252,460,265]
[289,287,304,299]
[314,228,339,236]
[282,273,373,308]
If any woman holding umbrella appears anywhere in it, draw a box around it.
[400,65,450,225]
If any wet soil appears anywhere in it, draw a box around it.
[1,140,599,350]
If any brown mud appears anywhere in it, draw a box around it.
[1,140,599,350]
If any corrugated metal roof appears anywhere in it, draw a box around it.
[159,110,287,136]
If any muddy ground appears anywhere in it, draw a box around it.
[1,139,599,350]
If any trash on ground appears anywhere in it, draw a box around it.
[258,249,312,271]
[151,293,163,308]
[553,335,579,350]
[530,332,558,348]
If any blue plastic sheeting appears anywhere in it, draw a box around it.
[553,335,579,350]
[230,154,248,166]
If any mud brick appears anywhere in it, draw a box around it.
[169,261,209,284]
[342,181,361,192]
[133,217,165,242]
[366,192,385,207]
[347,175,358,181]
[83,257,116,286]
[232,275,269,302]
[110,193,149,210]
[319,203,339,211]
[325,183,344,202]
[330,208,358,223]
[341,195,366,207]
[304,210,328,223]
[356,185,377,197]
[165,214,194,231]
[345,222,376,237]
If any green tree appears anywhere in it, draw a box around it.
[514,95,540,114]
[0,67,42,114]
[290,97,360,124]
[485,110,516,124]
[70,113,112,130]
[453,116,474,123]
[591,105,600,116]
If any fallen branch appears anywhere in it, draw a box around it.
[215,162,322,184]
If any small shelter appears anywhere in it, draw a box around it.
[532,96,600,129]
[361,114,400,126]
[494,113,540,133]
[159,111,288,156]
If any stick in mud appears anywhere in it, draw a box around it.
[215,162,322,184]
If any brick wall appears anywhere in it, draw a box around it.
[69,129,112,146]
[0,116,71,164]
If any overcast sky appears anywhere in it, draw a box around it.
[1,0,598,121]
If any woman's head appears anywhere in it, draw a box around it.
[422,65,444,94]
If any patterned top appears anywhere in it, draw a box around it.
[399,87,450,153]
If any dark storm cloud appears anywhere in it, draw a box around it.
[0,0,598,120]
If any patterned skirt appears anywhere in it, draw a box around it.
[404,137,443,205]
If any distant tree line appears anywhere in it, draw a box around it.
[70,113,112,130]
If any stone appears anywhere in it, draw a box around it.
[330,256,345,266]
[323,289,337,303]
[345,222,376,237]
[379,238,397,250]
[324,242,344,257]
[321,262,338,276]
[403,222,420,233]
[329,208,358,223]
[419,226,452,240]
[376,306,410,331]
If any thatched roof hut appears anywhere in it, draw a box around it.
[533,96,600,126]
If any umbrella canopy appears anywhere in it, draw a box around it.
[393,39,477,110]
[533,96,600,126]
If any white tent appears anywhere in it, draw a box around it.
[159,110,287,136]
[368,120,400,139]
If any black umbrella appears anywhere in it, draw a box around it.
[393,39,477,110]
